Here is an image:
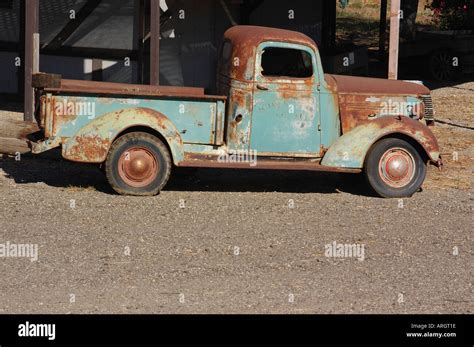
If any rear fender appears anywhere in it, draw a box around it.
[321,116,440,168]
[62,107,184,164]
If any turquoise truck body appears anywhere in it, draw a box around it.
[31,26,441,197]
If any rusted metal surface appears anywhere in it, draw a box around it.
[327,74,430,95]
[218,27,324,155]
[179,153,361,173]
[338,93,423,133]
[328,74,433,134]
[39,95,47,128]
[37,90,226,163]
[59,107,185,164]
[32,73,61,89]
[223,80,254,151]
[65,134,111,163]
[31,136,62,154]
[321,116,441,169]
[218,25,319,82]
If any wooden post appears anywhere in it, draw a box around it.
[379,0,388,56]
[388,0,401,80]
[135,0,145,84]
[45,0,102,50]
[24,0,39,121]
[150,0,160,85]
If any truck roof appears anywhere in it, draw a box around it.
[223,25,318,51]
[219,26,318,82]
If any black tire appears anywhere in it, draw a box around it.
[428,49,460,81]
[105,132,171,196]
[364,138,427,198]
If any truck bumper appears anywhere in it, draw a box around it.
[30,137,62,154]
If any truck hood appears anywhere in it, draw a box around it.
[325,74,430,95]
[324,74,431,134]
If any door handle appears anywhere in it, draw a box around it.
[256,84,269,91]
[234,114,243,123]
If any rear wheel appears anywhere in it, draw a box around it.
[105,132,171,196]
[364,138,426,198]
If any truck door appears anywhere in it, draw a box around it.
[250,42,321,157]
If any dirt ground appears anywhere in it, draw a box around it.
[0,83,472,314]
[426,81,474,191]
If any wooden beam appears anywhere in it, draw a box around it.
[32,72,62,89]
[0,137,31,155]
[0,119,40,139]
[388,0,401,80]
[42,46,138,60]
[379,0,388,56]
[44,0,102,50]
[135,0,145,84]
[23,0,39,122]
[0,41,138,61]
[150,0,160,85]
[0,118,40,155]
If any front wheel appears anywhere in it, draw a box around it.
[105,132,171,196]
[364,138,427,198]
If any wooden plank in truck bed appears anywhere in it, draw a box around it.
[45,79,227,100]
[33,74,227,101]
[48,79,206,96]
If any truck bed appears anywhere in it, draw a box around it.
[33,74,228,163]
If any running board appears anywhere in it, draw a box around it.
[178,156,361,173]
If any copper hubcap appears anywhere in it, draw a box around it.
[379,148,415,188]
[118,147,158,188]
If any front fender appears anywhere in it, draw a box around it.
[321,116,440,168]
[62,107,184,164]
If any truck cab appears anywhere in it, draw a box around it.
[217,26,337,158]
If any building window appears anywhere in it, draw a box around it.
[261,47,313,78]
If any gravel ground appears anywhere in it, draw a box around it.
[0,155,472,314]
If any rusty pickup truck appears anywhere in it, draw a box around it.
[31,26,441,198]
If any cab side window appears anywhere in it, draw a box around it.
[261,47,313,78]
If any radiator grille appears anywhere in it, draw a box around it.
[421,95,434,121]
